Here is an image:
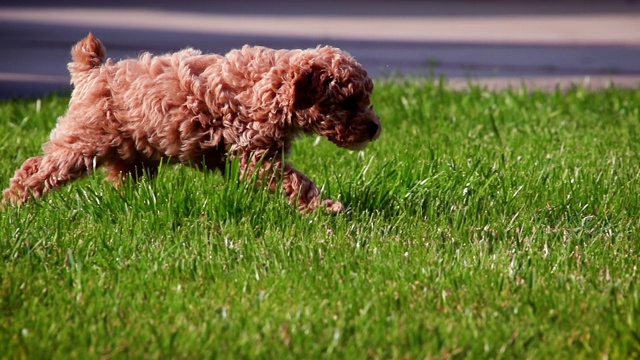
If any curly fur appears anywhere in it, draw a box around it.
[3,33,381,213]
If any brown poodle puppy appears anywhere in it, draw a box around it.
[3,33,381,213]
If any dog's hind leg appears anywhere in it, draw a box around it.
[103,159,159,186]
[2,143,97,204]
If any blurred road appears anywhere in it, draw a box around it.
[1,0,640,98]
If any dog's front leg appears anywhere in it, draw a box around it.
[280,163,345,214]
[239,153,344,214]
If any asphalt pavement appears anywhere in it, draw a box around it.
[1,0,639,99]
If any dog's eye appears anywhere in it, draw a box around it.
[340,96,359,111]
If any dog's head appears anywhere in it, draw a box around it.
[289,46,381,151]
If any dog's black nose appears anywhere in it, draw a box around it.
[366,121,379,140]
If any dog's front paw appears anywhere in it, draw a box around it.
[321,199,345,214]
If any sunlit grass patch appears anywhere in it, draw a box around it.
[1,81,639,358]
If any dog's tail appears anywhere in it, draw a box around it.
[68,33,106,85]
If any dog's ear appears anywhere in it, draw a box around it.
[292,66,332,110]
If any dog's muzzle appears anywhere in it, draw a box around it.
[367,114,382,141]
[345,118,381,151]
[366,121,380,141]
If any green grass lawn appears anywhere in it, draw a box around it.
[1,81,639,359]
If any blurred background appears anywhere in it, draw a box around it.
[1,0,639,98]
